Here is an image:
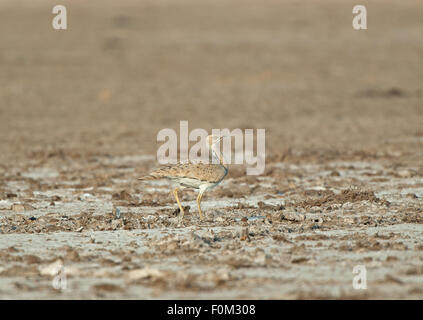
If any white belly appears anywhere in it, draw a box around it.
[170,177,217,191]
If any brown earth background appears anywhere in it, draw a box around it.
[0,0,422,299]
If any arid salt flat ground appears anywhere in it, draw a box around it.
[0,0,422,299]
[1,152,422,299]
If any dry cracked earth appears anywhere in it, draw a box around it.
[0,0,422,299]
[0,150,422,299]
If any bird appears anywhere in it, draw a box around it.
[138,135,228,221]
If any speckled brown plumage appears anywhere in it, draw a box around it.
[139,162,227,184]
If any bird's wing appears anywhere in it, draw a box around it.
[139,163,226,183]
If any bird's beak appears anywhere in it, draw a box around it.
[211,136,224,146]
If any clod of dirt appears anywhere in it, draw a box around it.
[126,268,165,280]
[112,190,133,201]
[0,265,39,277]
[111,219,121,230]
[225,257,253,268]
[289,244,307,254]
[257,201,283,211]
[12,204,25,212]
[92,283,124,292]
[282,211,305,222]
[64,248,81,262]
[6,246,20,253]
[235,202,255,209]
[405,193,418,199]
[23,255,42,264]
[406,267,423,275]
[395,169,417,178]
[386,256,399,262]
[291,257,309,264]
[272,234,292,243]
[297,189,389,208]
[39,259,63,276]
[295,234,329,241]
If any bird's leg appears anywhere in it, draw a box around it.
[197,191,205,221]
[173,188,184,219]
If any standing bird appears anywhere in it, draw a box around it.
[138,135,228,221]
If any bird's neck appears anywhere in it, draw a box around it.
[210,144,228,171]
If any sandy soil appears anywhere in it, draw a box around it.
[0,0,422,299]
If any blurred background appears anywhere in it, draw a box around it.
[0,0,422,165]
